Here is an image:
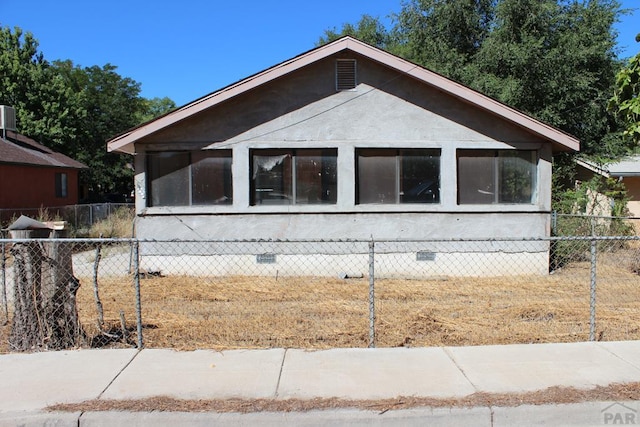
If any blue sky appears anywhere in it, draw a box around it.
[1,0,638,106]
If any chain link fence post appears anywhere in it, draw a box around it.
[1,241,6,325]
[589,238,597,341]
[133,239,143,348]
[368,239,375,348]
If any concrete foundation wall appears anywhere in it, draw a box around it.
[139,251,549,278]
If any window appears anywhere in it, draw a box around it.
[251,149,337,205]
[147,150,232,207]
[356,149,440,204]
[457,150,536,204]
[55,172,68,198]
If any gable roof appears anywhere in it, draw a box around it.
[577,156,640,178]
[107,36,580,154]
[0,130,86,169]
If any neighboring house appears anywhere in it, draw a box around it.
[576,156,640,219]
[107,37,579,276]
[0,107,86,223]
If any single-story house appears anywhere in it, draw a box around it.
[0,106,86,224]
[107,37,579,276]
[576,156,640,223]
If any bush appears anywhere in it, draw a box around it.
[85,207,135,238]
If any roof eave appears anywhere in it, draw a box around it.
[107,36,580,154]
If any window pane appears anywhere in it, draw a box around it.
[252,150,292,205]
[357,149,397,204]
[148,152,190,207]
[499,151,535,203]
[400,149,440,203]
[192,151,232,205]
[55,173,68,198]
[458,151,495,204]
[295,149,337,204]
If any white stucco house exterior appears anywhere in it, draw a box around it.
[107,37,579,276]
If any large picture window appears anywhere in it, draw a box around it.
[457,150,536,204]
[251,149,337,205]
[147,150,232,207]
[356,149,440,204]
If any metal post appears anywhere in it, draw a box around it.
[368,239,375,348]
[589,239,597,341]
[133,240,143,348]
[1,242,7,324]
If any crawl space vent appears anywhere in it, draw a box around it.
[336,59,357,91]
[256,253,276,264]
[416,251,436,261]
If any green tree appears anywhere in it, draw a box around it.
[0,26,82,149]
[393,0,495,81]
[52,60,144,198]
[610,34,640,145]
[0,25,177,199]
[321,1,623,157]
[472,0,622,156]
[137,96,177,124]
[318,14,392,49]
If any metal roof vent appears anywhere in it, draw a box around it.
[336,59,357,91]
[0,105,17,131]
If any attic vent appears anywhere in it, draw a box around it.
[336,59,357,91]
[0,105,16,131]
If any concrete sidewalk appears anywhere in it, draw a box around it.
[1,341,640,426]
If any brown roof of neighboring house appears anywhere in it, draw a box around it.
[0,130,86,169]
[107,36,580,154]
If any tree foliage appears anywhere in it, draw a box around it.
[610,34,640,145]
[0,27,81,150]
[319,15,392,49]
[320,0,625,158]
[0,25,176,199]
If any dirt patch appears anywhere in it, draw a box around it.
[47,382,640,413]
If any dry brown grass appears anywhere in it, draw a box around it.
[2,246,639,352]
[64,251,640,351]
[47,382,640,413]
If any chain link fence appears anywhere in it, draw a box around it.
[1,235,639,353]
[0,203,134,232]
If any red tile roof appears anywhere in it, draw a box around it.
[0,130,86,169]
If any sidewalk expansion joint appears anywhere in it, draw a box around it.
[274,348,288,399]
[96,348,143,400]
[596,342,640,373]
[442,347,480,393]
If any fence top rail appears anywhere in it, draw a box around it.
[555,213,640,220]
[0,238,137,244]
[1,236,639,244]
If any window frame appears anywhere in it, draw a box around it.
[250,148,338,206]
[456,149,537,205]
[146,150,233,207]
[356,148,441,205]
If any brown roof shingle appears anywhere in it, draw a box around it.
[0,130,86,169]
